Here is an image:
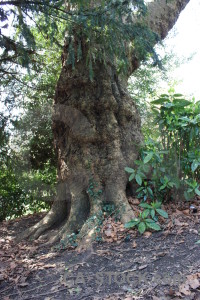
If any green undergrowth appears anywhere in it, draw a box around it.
[125,92,200,233]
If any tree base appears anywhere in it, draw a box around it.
[20,187,135,250]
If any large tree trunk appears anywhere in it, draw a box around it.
[22,43,142,248]
[22,0,190,249]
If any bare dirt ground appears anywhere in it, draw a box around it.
[0,200,200,300]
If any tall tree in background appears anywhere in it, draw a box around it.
[0,0,190,248]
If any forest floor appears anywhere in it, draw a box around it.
[0,199,200,300]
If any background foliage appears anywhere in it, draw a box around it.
[0,0,199,221]
[126,91,200,204]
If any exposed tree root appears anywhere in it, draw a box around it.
[105,180,135,223]
[45,191,90,245]
[20,180,135,249]
[20,204,66,241]
[76,217,100,252]
[18,183,70,241]
[75,193,103,251]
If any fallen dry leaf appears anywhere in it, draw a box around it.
[10,262,17,270]
[104,238,114,243]
[124,296,134,300]
[143,231,152,238]
[18,282,29,287]
[176,240,185,244]
[189,229,198,234]
[19,276,28,283]
[132,241,137,248]
[174,219,189,227]
[50,285,59,292]
[104,229,113,237]
[13,275,20,284]
[175,291,182,297]
[0,274,4,281]
[189,278,199,289]
[43,264,56,269]
[175,209,184,216]
[182,209,190,216]
[186,274,200,289]
[167,288,176,297]
[138,264,147,270]
[130,198,140,205]
[179,283,191,295]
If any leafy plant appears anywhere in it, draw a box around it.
[151,92,200,185]
[58,233,78,250]
[184,180,200,200]
[159,175,177,191]
[125,166,145,186]
[124,211,161,234]
[87,179,103,201]
[139,201,168,220]
[103,203,116,214]
[126,92,200,203]
[136,182,154,202]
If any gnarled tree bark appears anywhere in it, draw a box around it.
[22,0,190,249]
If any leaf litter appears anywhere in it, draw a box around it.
[0,198,200,299]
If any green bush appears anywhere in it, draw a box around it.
[126,92,200,203]
[0,160,56,221]
[0,165,26,221]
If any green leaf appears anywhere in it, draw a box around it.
[151,98,169,105]
[125,167,135,174]
[160,94,170,98]
[145,218,155,223]
[151,108,159,115]
[173,94,183,97]
[139,203,152,209]
[136,187,144,192]
[151,209,155,219]
[191,161,199,172]
[156,209,168,218]
[143,152,153,164]
[147,187,153,196]
[195,240,200,244]
[146,222,161,231]
[137,192,144,198]
[129,173,135,182]
[142,209,150,218]
[136,174,142,186]
[184,191,192,201]
[138,222,146,234]
[163,102,174,108]
[173,99,191,107]
[142,165,150,173]
[195,188,200,196]
[132,218,141,223]
[159,184,166,191]
[124,219,140,228]
[138,171,146,178]
[134,160,143,166]
[153,202,162,209]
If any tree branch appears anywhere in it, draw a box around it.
[145,0,190,40]
[128,0,190,76]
